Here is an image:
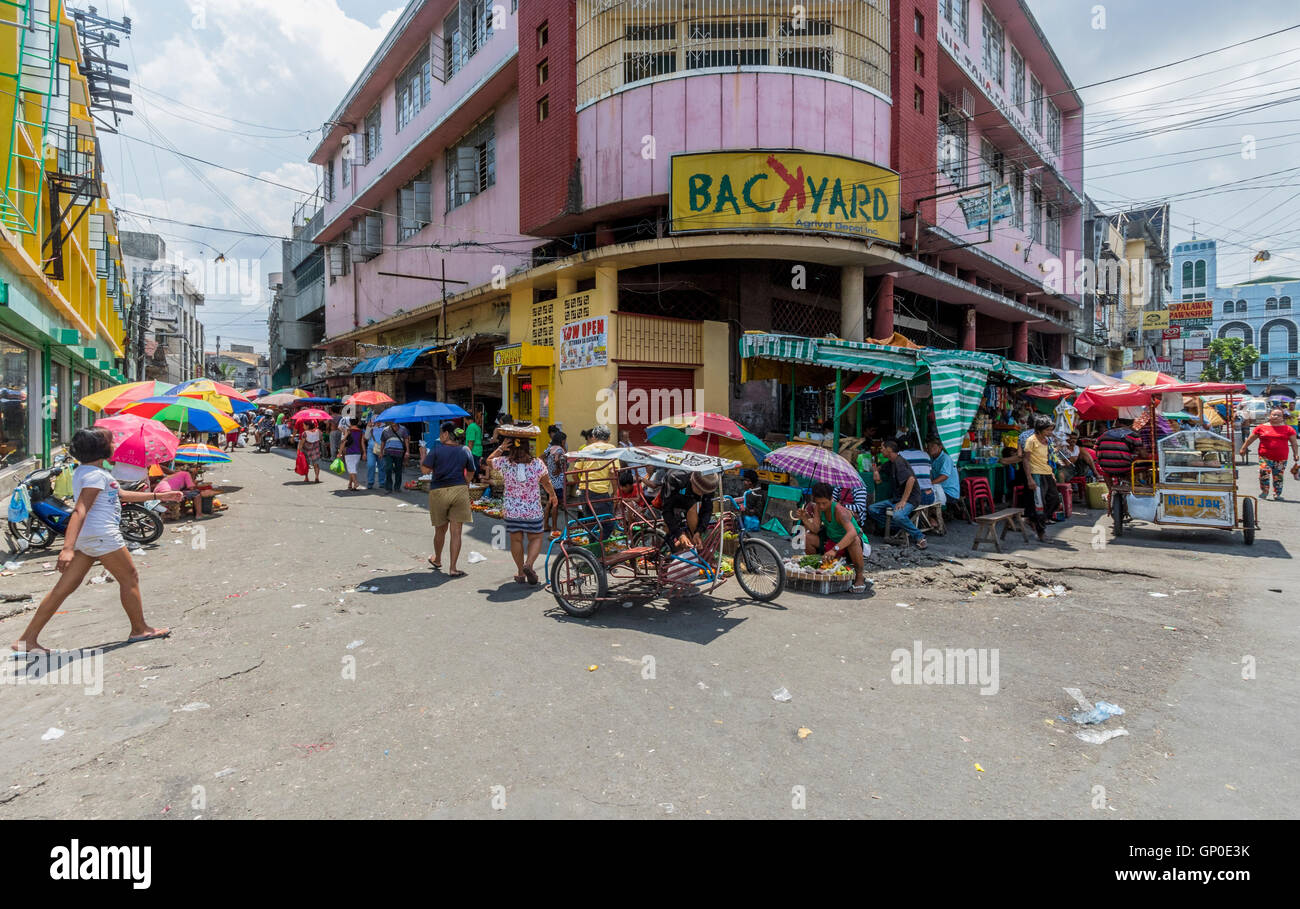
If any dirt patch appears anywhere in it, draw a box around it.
[866,551,1072,598]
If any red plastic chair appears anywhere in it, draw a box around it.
[961,477,994,521]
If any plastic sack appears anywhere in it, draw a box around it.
[52,464,74,499]
[1126,493,1157,522]
[7,485,30,523]
[330,457,346,475]
[294,451,309,476]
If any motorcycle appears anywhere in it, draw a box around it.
[6,458,165,552]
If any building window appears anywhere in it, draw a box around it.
[396,42,432,131]
[1182,260,1193,288]
[363,104,382,163]
[445,116,496,211]
[1,337,31,462]
[915,11,924,36]
[1045,99,1061,156]
[981,6,1004,86]
[979,137,1004,187]
[444,0,493,81]
[1046,203,1060,255]
[324,160,334,202]
[537,95,549,122]
[1222,301,1233,314]
[537,59,549,86]
[1267,296,1278,310]
[398,167,432,241]
[1237,299,1247,313]
[1030,76,1042,133]
[1010,47,1025,110]
[1194,259,1206,287]
[538,21,549,49]
[913,86,924,114]
[625,50,677,83]
[940,0,968,43]
[1030,185,1043,243]
[1011,165,1024,228]
[913,48,924,76]
[1282,296,1292,310]
[938,94,968,188]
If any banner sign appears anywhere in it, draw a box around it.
[1158,490,1232,525]
[559,316,608,371]
[493,344,522,370]
[1169,300,1213,327]
[958,184,1015,229]
[1183,348,1210,361]
[670,151,900,244]
[1142,310,1171,330]
[1162,326,1182,340]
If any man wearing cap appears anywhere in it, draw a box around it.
[661,468,719,551]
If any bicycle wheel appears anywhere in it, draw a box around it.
[8,517,54,550]
[549,546,607,617]
[120,506,164,545]
[733,537,785,602]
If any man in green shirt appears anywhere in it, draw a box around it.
[464,415,483,481]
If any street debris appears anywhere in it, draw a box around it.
[175,702,210,712]
[1073,701,1125,725]
[214,768,236,778]
[796,727,812,739]
[346,640,364,649]
[974,763,985,772]
[772,687,792,702]
[41,727,65,741]
[587,664,598,671]
[1075,728,1130,745]
[466,551,487,564]
[1149,591,1169,597]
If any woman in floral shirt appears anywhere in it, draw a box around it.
[489,435,558,585]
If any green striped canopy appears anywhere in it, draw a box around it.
[919,351,996,456]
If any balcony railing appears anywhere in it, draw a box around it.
[576,0,890,109]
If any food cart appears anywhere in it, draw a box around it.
[1074,381,1257,544]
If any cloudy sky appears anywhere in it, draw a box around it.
[90,0,1300,353]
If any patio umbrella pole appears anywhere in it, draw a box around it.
[905,380,922,444]
[832,369,842,452]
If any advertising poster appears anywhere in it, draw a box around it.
[559,316,608,371]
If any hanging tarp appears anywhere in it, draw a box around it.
[1052,367,1121,389]
[919,350,994,456]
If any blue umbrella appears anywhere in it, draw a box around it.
[372,400,469,423]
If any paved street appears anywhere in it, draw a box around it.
[2,447,1297,819]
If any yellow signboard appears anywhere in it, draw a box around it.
[1158,490,1231,525]
[493,344,522,370]
[1141,310,1171,330]
[670,151,900,244]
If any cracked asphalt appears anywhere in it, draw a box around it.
[1,447,1296,818]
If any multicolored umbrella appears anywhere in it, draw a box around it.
[764,444,864,488]
[258,393,301,407]
[79,381,174,414]
[345,390,394,406]
[1119,369,1178,386]
[174,443,233,464]
[242,388,268,399]
[93,414,179,467]
[645,413,770,468]
[121,396,239,433]
[168,378,255,414]
[290,408,334,424]
[270,387,309,398]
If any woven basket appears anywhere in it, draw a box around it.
[785,567,855,595]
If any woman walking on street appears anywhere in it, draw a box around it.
[297,420,323,483]
[342,419,366,491]
[542,429,568,534]
[364,419,386,489]
[488,434,557,585]
[1240,407,1300,500]
[11,428,182,654]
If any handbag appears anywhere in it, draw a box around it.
[294,451,309,476]
[330,457,346,475]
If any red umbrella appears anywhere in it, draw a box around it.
[290,408,333,423]
[345,390,394,406]
[94,414,180,467]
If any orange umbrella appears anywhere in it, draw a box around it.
[345,390,394,406]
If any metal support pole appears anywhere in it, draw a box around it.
[788,364,796,438]
[833,369,842,452]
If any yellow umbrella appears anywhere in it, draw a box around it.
[79,381,174,414]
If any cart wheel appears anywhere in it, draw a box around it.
[549,546,607,617]
[733,537,786,602]
[1110,493,1124,538]
[630,527,666,552]
[1242,498,1256,546]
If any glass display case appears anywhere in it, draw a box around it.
[1157,429,1236,487]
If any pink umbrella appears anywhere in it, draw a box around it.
[290,408,333,424]
[94,414,180,467]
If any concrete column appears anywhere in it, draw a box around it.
[841,265,865,342]
[555,275,577,299]
[1013,321,1029,362]
[870,273,894,341]
[961,307,977,351]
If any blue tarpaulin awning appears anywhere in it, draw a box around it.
[352,346,437,374]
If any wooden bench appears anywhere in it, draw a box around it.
[972,508,1029,552]
[882,501,946,544]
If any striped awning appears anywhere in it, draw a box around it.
[739,333,922,379]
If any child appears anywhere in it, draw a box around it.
[10,428,182,654]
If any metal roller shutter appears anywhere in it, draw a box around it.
[617,366,696,444]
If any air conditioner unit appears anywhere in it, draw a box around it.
[959,88,975,120]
